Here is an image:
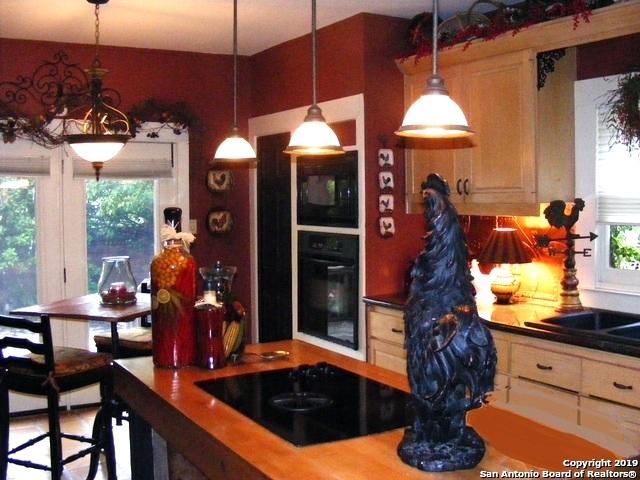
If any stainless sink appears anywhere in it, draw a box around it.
[540,311,640,330]
[606,324,640,341]
[524,309,640,345]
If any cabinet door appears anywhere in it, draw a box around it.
[464,50,536,204]
[404,64,470,214]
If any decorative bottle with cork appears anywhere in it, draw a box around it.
[150,207,197,368]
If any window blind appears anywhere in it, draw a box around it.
[0,141,51,176]
[595,106,640,224]
[71,141,174,179]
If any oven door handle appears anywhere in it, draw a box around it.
[305,257,355,267]
[327,265,354,272]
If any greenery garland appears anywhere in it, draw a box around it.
[1,97,198,146]
[604,72,640,151]
[126,98,198,138]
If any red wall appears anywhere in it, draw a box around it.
[0,38,254,324]
[250,13,415,296]
[362,15,422,296]
[250,15,366,118]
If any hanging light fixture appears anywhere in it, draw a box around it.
[63,0,131,180]
[395,0,473,139]
[213,0,256,162]
[284,0,343,156]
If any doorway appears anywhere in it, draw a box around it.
[257,132,292,342]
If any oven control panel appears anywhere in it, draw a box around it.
[301,232,357,257]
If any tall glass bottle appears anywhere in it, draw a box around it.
[150,207,197,367]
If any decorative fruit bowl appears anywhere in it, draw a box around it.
[99,282,137,305]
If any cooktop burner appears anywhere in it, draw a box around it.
[195,362,412,447]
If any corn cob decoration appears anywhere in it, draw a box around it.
[222,300,246,358]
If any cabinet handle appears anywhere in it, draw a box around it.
[456,179,463,196]
[613,381,633,390]
[536,363,553,371]
[463,178,470,195]
[391,328,403,334]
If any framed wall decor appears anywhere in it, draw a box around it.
[207,169,234,193]
[378,171,394,191]
[379,217,395,238]
[378,148,394,168]
[378,194,394,214]
[207,209,234,235]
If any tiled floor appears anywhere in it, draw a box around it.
[7,407,131,480]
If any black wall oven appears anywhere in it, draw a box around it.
[298,232,359,349]
[297,151,358,228]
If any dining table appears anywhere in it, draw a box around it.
[11,293,151,359]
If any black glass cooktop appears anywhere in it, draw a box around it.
[195,362,412,447]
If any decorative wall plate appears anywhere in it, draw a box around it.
[378,194,394,214]
[379,171,394,191]
[207,209,234,234]
[207,169,234,192]
[379,217,395,238]
[378,148,394,167]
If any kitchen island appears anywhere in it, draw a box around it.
[114,340,617,479]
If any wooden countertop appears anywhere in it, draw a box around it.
[114,340,616,479]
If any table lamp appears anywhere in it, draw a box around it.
[477,227,532,304]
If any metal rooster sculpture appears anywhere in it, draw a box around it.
[535,198,597,312]
[399,173,497,472]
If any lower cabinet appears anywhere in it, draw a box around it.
[365,304,640,456]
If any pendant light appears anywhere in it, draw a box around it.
[63,0,131,180]
[213,0,256,162]
[395,0,473,139]
[284,0,343,156]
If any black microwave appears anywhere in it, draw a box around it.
[297,151,358,228]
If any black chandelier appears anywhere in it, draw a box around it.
[0,0,130,180]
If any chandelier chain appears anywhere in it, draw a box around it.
[311,0,317,106]
[432,0,438,76]
[233,0,238,127]
[94,3,101,66]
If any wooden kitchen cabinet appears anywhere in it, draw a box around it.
[498,332,640,456]
[366,305,406,374]
[401,42,577,216]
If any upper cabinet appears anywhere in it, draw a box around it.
[399,1,640,216]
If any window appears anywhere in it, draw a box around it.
[575,75,640,298]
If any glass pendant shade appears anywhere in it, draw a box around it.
[214,0,255,163]
[285,0,343,156]
[285,105,343,155]
[396,75,472,139]
[214,127,256,161]
[67,134,128,163]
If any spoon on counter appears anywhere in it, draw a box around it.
[229,350,290,363]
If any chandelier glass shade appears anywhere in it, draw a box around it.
[285,0,342,156]
[396,0,472,139]
[214,0,256,162]
[63,0,131,180]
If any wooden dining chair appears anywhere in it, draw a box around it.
[0,314,116,480]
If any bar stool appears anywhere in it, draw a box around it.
[0,314,116,480]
